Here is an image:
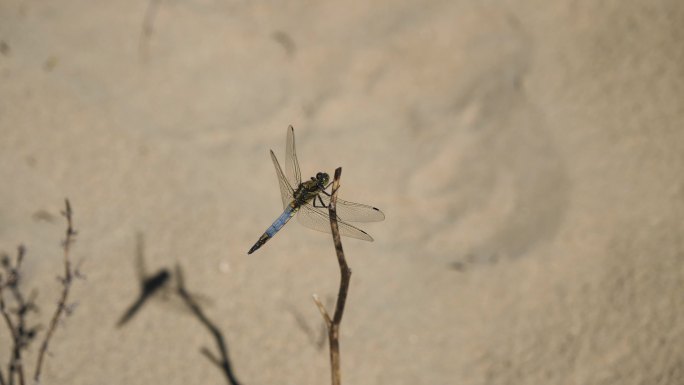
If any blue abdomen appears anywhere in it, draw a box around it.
[266,205,297,237]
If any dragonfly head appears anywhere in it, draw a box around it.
[314,172,330,187]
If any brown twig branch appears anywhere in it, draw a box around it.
[7,247,34,385]
[286,299,329,351]
[175,265,242,385]
[1,245,35,385]
[34,199,76,382]
[0,275,21,385]
[0,281,12,385]
[313,167,351,385]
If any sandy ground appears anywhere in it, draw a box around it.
[1,1,684,384]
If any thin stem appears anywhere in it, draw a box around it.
[319,167,352,385]
[1,247,28,385]
[0,277,22,385]
[34,199,75,382]
[312,294,331,327]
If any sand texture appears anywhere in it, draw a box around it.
[1,1,684,384]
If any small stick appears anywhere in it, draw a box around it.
[0,275,23,385]
[312,294,331,326]
[314,167,351,385]
[7,247,28,385]
[1,246,29,385]
[34,199,76,382]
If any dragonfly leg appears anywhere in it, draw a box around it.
[313,194,328,208]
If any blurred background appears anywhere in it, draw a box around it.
[1,1,683,384]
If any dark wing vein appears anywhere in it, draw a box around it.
[297,204,374,241]
[271,150,294,210]
[316,195,385,223]
[285,125,302,187]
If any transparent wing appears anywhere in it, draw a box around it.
[271,150,294,210]
[297,204,374,241]
[316,195,385,223]
[285,125,302,187]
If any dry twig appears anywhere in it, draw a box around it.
[0,245,38,385]
[0,273,22,385]
[313,167,351,385]
[0,200,79,385]
[34,199,77,382]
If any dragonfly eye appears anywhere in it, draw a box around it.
[317,172,330,185]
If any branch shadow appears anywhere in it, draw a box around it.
[175,264,242,385]
[116,232,171,327]
[115,233,240,384]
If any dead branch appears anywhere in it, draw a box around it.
[0,274,22,385]
[313,167,351,385]
[0,245,35,385]
[34,199,77,382]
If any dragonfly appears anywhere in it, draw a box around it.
[248,126,385,254]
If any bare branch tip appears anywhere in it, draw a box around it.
[312,294,332,326]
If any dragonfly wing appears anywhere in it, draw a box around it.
[285,125,302,187]
[270,150,294,210]
[316,195,385,223]
[297,204,374,241]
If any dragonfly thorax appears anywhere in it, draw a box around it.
[292,172,329,205]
